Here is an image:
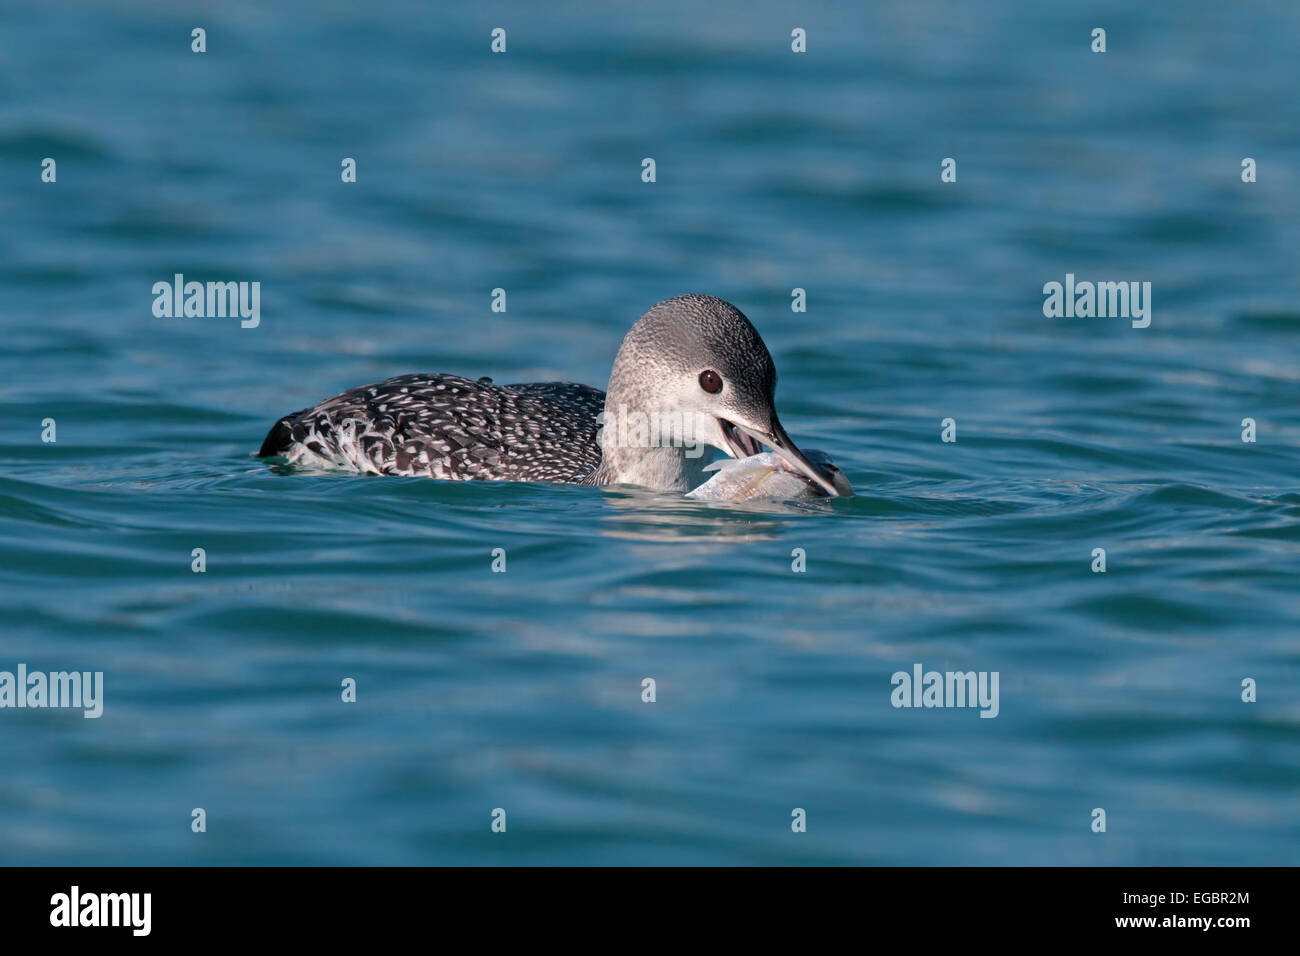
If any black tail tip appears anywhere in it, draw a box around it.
[256,418,293,458]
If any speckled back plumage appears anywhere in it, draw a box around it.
[257,373,605,481]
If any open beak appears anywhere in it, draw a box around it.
[720,416,844,497]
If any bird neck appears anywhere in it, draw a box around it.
[592,331,713,491]
[597,438,709,492]
[595,393,710,492]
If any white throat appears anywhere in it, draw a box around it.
[596,398,714,491]
[600,439,711,491]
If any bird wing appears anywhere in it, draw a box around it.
[259,374,605,482]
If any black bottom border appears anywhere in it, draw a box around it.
[0,865,1282,941]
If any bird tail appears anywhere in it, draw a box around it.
[256,410,306,458]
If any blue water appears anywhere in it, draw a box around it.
[2,0,1298,865]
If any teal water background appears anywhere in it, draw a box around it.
[1,0,1298,864]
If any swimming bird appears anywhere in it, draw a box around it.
[257,294,842,496]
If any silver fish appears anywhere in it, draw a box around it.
[686,450,853,502]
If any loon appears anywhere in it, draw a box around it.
[256,294,842,496]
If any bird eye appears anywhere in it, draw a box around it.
[698,370,723,394]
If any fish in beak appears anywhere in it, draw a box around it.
[717,415,846,497]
